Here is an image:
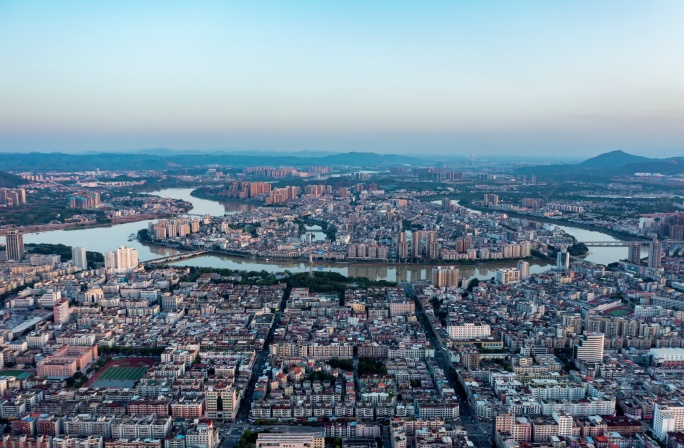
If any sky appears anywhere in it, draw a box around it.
[1,1,683,157]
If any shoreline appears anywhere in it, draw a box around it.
[460,202,648,243]
[190,187,264,206]
[193,186,642,245]
[0,215,167,236]
[140,237,551,269]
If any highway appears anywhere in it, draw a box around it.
[405,284,493,448]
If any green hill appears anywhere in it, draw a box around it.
[518,150,684,179]
[0,171,25,187]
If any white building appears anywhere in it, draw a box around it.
[447,323,491,340]
[255,432,324,448]
[575,332,604,363]
[416,400,459,419]
[104,252,116,270]
[540,396,615,416]
[517,260,530,281]
[649,348,684,366]
[104,246,139,273]
[72,247,88,270]
[552,412,574,437]
[496,268,520,284]
[528,379,586,401]
[653,401,684,442]
[634,305,662,318]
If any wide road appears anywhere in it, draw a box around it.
[405,283,493,448]
[235,286,291,422]
[221,425,247,448]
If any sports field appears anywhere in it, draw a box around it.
[87,358,154,388]
[98,367,147,382]
[0,369,33,379]
[606,307,632,317]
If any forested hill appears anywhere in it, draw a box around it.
[0,171,25,187]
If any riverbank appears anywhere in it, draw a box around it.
[139,233,547,269]
[190,187,264,206]
[0,214,169,236]
[460,201,647,242]
[5,187,628,281]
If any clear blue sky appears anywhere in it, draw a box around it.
[1,1,683,157]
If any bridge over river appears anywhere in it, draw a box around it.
[582,241,648,247]
[145,250,208,265]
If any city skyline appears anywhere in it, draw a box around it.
[1,1,684,157]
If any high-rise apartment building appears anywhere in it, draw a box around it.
[72,247,88,270]
[648,239,662,268]
[426,231,439,259]
[627,241,641,264]
[68,192,100,209]
[5,230,25,262]
[0,188,27,206]
[224,181,272,199]
[496,268,521,284]
[411,230,438,259]
[442,197,451,210]
[517,260,530,280]
[575,332,604,363]
[53,299,71,325]
[483,194,499,206]
[432,266,460,288]
[396,232,409,259]
[104,251,116,270]
[557,249,570,271]
[118,246,138,270]
[104,246,139,272]
[411,231,424,258]
[653,402,684,443]
[205,383,239,420]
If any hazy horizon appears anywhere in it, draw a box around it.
[1,1,683,158]
[0,146,653,162]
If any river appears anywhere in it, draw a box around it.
[3,188,634,281]
[439,199,638,266]
[12,189,254,262]
[557,226,647,266]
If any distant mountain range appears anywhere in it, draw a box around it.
[2,149,679,176]
[518,150,684,178]
[117,148,342,158]
[0,151,422,172]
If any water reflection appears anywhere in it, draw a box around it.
[10,188,252,262]
[557,225,645,265]
[169,254,553,283]
[301,225,327,242]
[156,188,255,216]
[1,187,633,281]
